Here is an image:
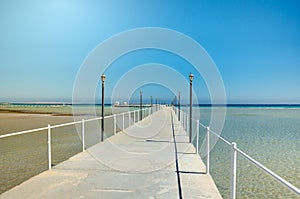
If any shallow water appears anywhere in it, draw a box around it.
[187,106,300,199]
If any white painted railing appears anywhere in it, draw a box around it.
[0,105,162,170]
[172,106,300,198]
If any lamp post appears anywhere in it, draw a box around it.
[101,74,106,142]
[178,91,181,121]
[189,73,194,143]
[140,90,142,120]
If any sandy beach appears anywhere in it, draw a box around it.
[0,109,76,194]
[0,105,134,194]
[0,113,74,136]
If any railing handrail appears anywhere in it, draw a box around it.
[234,147,300,196]
[0,107,152,139]
[172,105,300,198]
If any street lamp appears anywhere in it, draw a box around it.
[140,90,142,120]
[189,73,194,143]
[101,74,106,142]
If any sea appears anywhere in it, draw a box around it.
[183,105,300,199]
[0,104,299,198]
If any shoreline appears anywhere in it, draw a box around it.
[0,109,73,116]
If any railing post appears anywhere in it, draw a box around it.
[182,112,185,128]
[185,113,186,129]
[128,111,131,126]
[230,142,237,199]
[47,124,52,170]
[186,113,188,131]
[122,112,125,130]
[82,119,85,151]
[184,113,186,129]
[181,110,183,124]
[182,112,184,127]
[134,110,136,123]
[206,126,210,175]
[185,113,187,130]
[196,120,199,154]
[114,114,116,135]
[184,112,186,129]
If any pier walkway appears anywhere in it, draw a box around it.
[1,107,222,199]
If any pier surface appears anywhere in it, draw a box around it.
[1,107,222,199]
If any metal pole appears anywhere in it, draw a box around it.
[230,142,237,199]
[196,120,199,154]
[184,112,185,129]
[47,124,51,170]
[180,110,182,125]
[140,90,142,120]
[122,112,125,130]
[82,119,85,151]
[189,77,193,143]
[101,75,105,142]
[182,111,184,126]
[186,113,188,130]
[113,114,116,135]
[183,112,185,128]
[206,126,210,175]
[134,110,136,123]
[178,92,180,121]
[128,111,131,126]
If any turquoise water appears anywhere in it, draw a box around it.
[185,106,300,198]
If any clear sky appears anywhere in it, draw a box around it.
[1,0,300,104]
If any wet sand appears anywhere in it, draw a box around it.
[0,106,134,194]
[0,112,77,194]
[0,113,74,136]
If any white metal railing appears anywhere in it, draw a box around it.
[172,106,300,199]
[0,105,163,171]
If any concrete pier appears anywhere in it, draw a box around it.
[1,107,222,199]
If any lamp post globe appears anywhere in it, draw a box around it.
[189,73,194,82]
[101,74,106,82]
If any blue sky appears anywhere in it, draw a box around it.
[0,0,300,104]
